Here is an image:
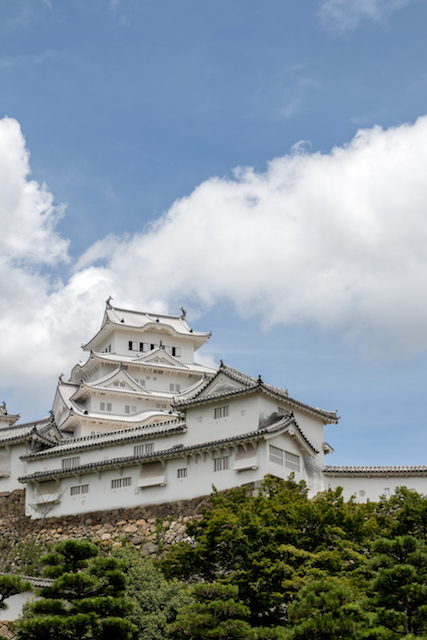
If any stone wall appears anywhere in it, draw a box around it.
[0,621,15,639]
[0,488,211,557]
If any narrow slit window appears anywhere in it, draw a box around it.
[214,405,229,419]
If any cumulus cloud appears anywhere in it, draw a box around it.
[3,115,427,416]
[319,0,415,30]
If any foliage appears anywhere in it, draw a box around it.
[286,576,374,640]
[113,545,193,640]
[162,477,372,625]
[368,535,427,637]
[15,539,136,640]
[0,574,32,610]
[167,583,257,640]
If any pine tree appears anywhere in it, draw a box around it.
[15,539,136,640]
[167,583,257,640]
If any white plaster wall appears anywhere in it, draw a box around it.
[25,430,187,475]
[325,475,427,502]
[25,450,267,518]
[114,330,194,363]
[184,395,260,447]
[0,442,28,493]
[1,592,38,621]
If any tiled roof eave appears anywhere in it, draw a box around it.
[104,318,210,341]
[21,422,187,461]
[18,415,302,483]
[174,383,338,423]
[323,465,427,476]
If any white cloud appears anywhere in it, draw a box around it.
[319,0,415,31]
[3,115,427,417]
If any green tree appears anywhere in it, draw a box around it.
[368,535,427,637]
[162,477,370,625]
[286,576,375,640]
[15,539,136,640]
[376,488,427,540]
[167,583,256,640]
[0,574,32,610]
[113,545,192,640]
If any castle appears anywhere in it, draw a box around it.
[1,300,426,519]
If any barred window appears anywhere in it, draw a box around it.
[214,456,229,472]
[214,405,229,419]
[70,484,89,496]
[177,468,187,478]
[111,477,132,489]
[62,456,80,470]
[134,443,154,456]
[269,445,300,472]
[285,451,300,472]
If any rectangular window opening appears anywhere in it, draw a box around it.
[214,456,229,472]
[214,405,229,419]
[62,456,81,470]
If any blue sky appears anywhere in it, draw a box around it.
[1,0,427,465]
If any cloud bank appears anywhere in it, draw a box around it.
[2,115,427,415]
[319,0,415,30]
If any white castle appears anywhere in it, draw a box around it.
[1,301,426,518]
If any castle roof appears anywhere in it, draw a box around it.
[174,362,339,424]
[0,402,20,428]
[82,304,211,352]
[0,416,60,447]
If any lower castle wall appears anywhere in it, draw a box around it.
[0,488,216,557]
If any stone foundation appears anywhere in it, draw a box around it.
[0,488,211,557]
[0,621,15,639]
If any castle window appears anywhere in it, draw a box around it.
[139,342,144,351]
[169,383,181,392]
[70,484,89,496]
[100,402,105,411]
[128,341,132,351]
[214,405,229,419]
[62,456,80,470]
[106,403,112,412]
[177,468,187,478]
[134,443,154,456]
[171,347,181,357]
[113,382,118,387]
[214,456,229,472]
[111,477,132,489]
[269,446,300,472]
[125,405,130,414]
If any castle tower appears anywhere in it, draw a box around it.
[51,301,216,438]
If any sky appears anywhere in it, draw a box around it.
[1,0,427,466]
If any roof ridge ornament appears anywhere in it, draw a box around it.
[257,374,263,385]
[180,307,187,320]
[106,296,113,308]
[0,401,7,415]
